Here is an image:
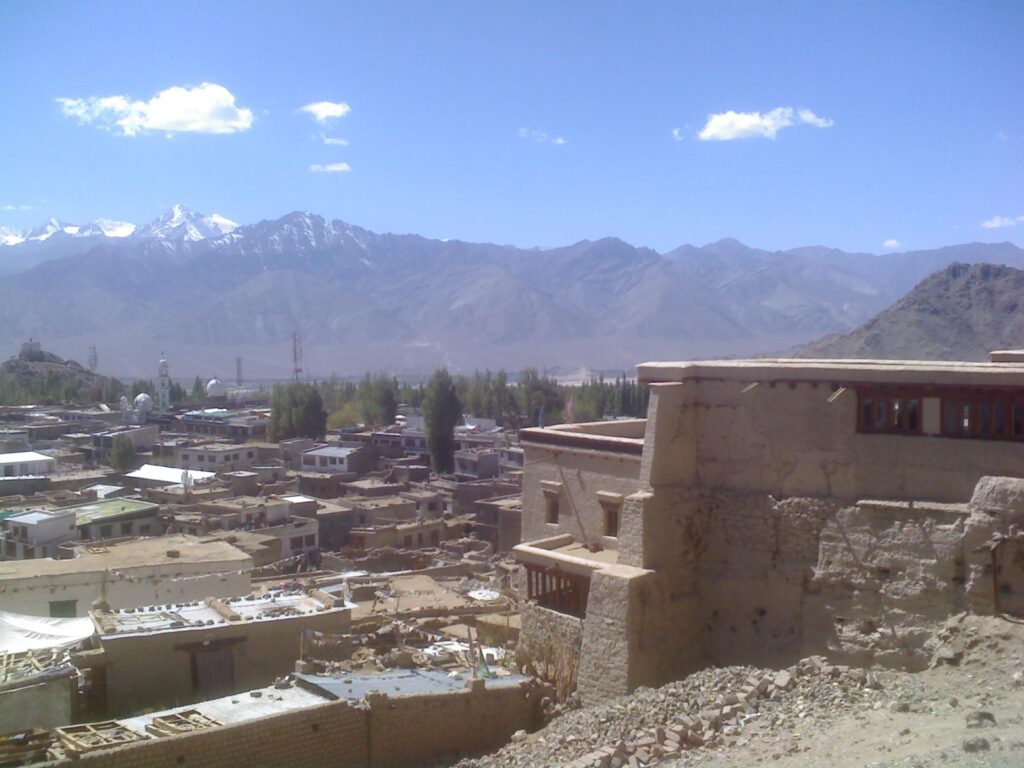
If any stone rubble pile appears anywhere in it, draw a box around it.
[458,656,887,768]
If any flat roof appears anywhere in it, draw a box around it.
[297,668,526,700]
[349,495,414,509]
[62,497,159,524]
[637,358,1024,386]
[7,509,72,525]
[81,484,124,498]
[125,464,216,484]
[0,535,251,581]
[97,590,342,637]
[118,683,327,734]
[303,446,356,458]
[0,451,55,465]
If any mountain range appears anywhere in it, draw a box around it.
[796,262,1024,361]
[1,205,1021,379]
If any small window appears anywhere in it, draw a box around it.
[403,535,413,548]
[120,522,133,535]
[943,401,959,434]
[892,399,904,430]
[994,403,1008,437]
[49,600,77,618]
[960,403,972,434]
[181,453,189,461]
[861,399,873,431]
[247,451,254,458]
[304,534,315,546]
[907,399,920,432]
[290,536,304,550]
[139,524,151,535]
[604,505,619,538]
[1014,404,1024,438]
[979,402,992,435]
[874,399,887,430]
[99,524,113,538]
[545,495,559,525]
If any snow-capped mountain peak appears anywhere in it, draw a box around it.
[0,226,25,246]
[0,205,238,246]
[77,219,137,238]
[25,218,75,241]
[137,204,238,241]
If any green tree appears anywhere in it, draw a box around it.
[191,375,204,401]
[518,368,563,427]
[357,373,398,427]
[169,381,187,403]
[110,434,136,471]
[269,382,327,441]
[423,368,462,474]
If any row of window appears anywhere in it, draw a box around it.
[857,389,1024,441]
[859,397,921,434]
[181,450,255,463]
[942,400,1024,440]
[289,534,318,550]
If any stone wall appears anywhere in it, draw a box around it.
[567,476,1024,701]
[60,699,369,768]
[53,677,547,768]
[518,602,583,699]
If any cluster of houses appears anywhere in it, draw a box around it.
[2,349,1023,767]
[0,363,537,765]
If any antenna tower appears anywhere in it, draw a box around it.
[292,332,303,383]
[236,356,243,388]
[88,346,98,373]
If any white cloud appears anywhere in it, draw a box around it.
[322,135,349,146]
[309,162,352,173]
[882,239,901,249]
[300,101,351,123]
[981,214,1024,229]
[57,83,253,137]
[1,204,33,211]
[797,109,834,128]
[996,131,1009,142]
[518,128,567,145]
[698,106,834,141]
[671,127,683,142]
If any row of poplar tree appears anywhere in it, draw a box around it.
[268,368,649,474]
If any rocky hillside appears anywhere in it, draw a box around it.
[796,263,1024,361]
[0,348,122,404]
[458,614,1024,768]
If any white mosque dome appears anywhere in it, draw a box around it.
[206,378,227,398]
[133,393,154,412]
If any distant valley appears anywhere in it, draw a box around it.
[1,206,1022,379]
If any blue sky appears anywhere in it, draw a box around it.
[0,0,1021,253]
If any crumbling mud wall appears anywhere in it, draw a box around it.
[569,475,1024,703]
[695,476,1024,673]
